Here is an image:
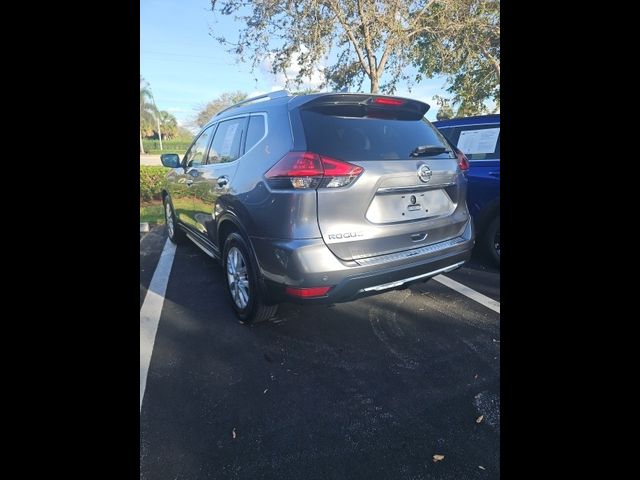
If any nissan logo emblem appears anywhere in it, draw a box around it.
[418,164,432,183]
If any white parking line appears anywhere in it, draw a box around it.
[140,237,177,411]
[433,274,500,314]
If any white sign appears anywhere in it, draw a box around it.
[457,128,500,155]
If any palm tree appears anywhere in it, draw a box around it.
[158,111,178,140]
[140,76,157,154]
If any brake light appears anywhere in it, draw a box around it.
[373,97,405,106]
[286,286,332,298]
[265,152,364,189]
[455,149,469,171]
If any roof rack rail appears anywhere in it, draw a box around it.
[215,90,290,117]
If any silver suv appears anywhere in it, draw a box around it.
[161,91,475,323]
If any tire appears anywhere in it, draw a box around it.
[163,196,186,245]
[222,232,278,323]
[483,215,500,267]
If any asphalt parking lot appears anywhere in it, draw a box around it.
[140,226,500,479]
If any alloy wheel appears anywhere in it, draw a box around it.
[226,247,250,309]
[165,201,175,238]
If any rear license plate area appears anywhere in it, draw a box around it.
[366,189,454,223]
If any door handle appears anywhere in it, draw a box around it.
[217,176,229,187]
[489,171,500,178]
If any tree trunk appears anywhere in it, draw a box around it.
[370,74,379,94]
[140,130,145,154]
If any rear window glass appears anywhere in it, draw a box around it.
[300,110,453,162]
[438,124,500,160]
[244,115,265,154]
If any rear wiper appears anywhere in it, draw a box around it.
[410,145,450,157]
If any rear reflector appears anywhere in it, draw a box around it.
[373,97,405,106]
[265,151,363,190]
[285,286,332,298]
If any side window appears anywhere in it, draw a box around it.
[207,117,247,164]
[243,115,266,154]
[455,124,500,160]
[184,125,215,167]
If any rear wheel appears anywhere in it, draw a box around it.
[164,196,186,244]
[484,216,500,267]
[223,233,278,324]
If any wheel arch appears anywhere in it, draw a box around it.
[217,213,271,303]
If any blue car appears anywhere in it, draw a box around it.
[433,114,500,266]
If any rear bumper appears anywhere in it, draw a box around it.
[282,248,471,304]
[252,219,475,305]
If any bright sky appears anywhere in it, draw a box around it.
[140,0,480,130]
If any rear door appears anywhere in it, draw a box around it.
[298,97,470,261]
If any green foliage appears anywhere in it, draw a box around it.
[155,111,179,140]
[140,76,157,152]
[210,1,442,94]
[141,138,192,152]
[140,166,170,202]
[414,0,500,116]
[140,76,157,135]
[140,202,165,225]
[140,77,184,148]
[194,91,248,128]
[434,95,455,121]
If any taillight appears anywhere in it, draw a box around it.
[455,149,469,171]
[265,151,364,190]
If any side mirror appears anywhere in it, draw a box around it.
[160,153,181,168]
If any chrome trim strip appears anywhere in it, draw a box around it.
[354,236,467,267]
[377,183,456,194]
[185,232,217,259]
[359,261,465,292]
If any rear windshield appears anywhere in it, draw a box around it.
[300,110,453,162]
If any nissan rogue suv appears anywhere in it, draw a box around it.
[160,91,475,323]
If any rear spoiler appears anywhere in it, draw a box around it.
[298,93,430,121]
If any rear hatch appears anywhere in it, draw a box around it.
[297,94,469,262]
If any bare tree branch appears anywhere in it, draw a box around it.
[327,0,371,77]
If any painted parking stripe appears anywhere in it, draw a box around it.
[433,274,500,314]
[140,237,177,411]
